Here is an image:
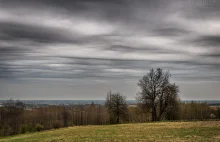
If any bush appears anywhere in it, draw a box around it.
[19,124,34,134]
[1,125,12,136]
[0,126,2,136]
[35,124,44,132]
[19,124,28,134]
[53,120,62,129]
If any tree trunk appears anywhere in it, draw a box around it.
[152,106,157,121]
[116,110,120,124]
[116,117,120,124]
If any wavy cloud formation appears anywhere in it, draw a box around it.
[0,0,220,99]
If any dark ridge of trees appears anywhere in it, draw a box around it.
[0,100,111,136]
[137,68,180,121]
[105,91,129,124]
[0,99,26,135]
[0,99,219,136]
[61,108,69,127]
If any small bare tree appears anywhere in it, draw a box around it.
[105,91,128,124]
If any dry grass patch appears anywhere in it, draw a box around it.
[0,121,219,142]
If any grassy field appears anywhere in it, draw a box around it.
[0,121,220,142]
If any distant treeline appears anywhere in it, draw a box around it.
[1,100,220,108]
[0,99,219,136]
[0,68,219,136]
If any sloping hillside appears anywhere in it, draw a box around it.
[0,121,220,142]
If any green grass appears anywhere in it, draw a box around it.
[0,121,220,142]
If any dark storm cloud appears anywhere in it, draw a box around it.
[152,26,190,37]
[0,0,220,83]
[193,35,220,46]
[0,21,80,44]
[201,53,220,58]
[107,45,179,53]
[0,46,28,54]
[0,0,133,22]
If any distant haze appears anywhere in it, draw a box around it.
[0,0,220,100]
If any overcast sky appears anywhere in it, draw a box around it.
[0,0,220,100]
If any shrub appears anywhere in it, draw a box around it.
[53,120,62,129]
[0,126,2,136]
[19,124,28,134]
[27,124,35,132]
[19,124,34,134]
[1,125,12,136]
[35,124,44,132]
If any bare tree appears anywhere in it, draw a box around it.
[137,68,179,121]
[61,107,69,127]
[105,91,128,124]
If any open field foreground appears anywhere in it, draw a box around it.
[0,121,220,142]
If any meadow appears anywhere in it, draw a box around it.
[0,121,219,142]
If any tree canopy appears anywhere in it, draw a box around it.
[105,91,129,124]
[137,68,179,121]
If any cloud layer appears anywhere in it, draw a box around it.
[0,0,220,83]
